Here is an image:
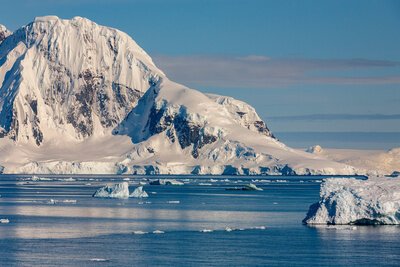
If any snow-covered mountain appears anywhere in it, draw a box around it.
[0,16,361,175]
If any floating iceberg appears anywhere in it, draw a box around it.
[130,186,149,198]
[0,218,10,223]
[303,176,400,225]
[93,182,149,199]
[92,182,130,199]
[152,230,165,234]
[243,183,263,191]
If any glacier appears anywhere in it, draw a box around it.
[303,176,400,225]
[0,16,367,175]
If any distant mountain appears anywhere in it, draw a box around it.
[0,16,360,175]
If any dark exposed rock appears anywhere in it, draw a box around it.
[236,111,246,118]
[254,120,275,138]
[29,100,38,115]
[145,103,218,158]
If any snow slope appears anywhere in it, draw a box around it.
[303,176,400,225]
[0,16,363,175]
[305,145,400,175]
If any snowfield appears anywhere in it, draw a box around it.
[303,176,400,225]
[305,145,400,175]
[0,16,384,175]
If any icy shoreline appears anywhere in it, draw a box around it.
[303,176,400,225]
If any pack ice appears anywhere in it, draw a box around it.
[303,176,400,225]
[92,182,148,199]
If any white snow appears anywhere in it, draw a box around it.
[130,186,148,198]
[92,182,130,199]
[303,176,400,225]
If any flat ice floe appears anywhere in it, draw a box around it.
[303,176,400,225]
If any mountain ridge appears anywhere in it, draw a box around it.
[0,16,366,175]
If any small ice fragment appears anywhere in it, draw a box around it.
[225,227,233,232]
[123,178,130,181]
[253,226,266,230]
[273,202,278,205]
[0,219,10,223]
[152,230,165,234]
[200,229,213,233]
[199,183,212,186]
[149,179,183,185]
[48,199,58,204]
[132,231,148,235]
[62,200,77,204]
[209,179,217,183]
[167,201,180,204]
[130,186,149,198]
[89,258,109,262]
[139,181,147,185]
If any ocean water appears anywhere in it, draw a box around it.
[0,175,399,266]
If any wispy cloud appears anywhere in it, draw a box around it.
[267,114,400,121]
[153,54,400,88]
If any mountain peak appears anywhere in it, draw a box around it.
[0,24,12,44]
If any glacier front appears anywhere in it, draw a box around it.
[303,176,400,225]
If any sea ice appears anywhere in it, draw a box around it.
[0,218,10,223]
[92,182,130,199]
[152,230,165,234]
[130,186,149,198]
[149,179,184,185]
[132,231,148,235]
[303,176,400,225]
[200,229,213,233]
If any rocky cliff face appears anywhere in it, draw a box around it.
[0,16,361,175]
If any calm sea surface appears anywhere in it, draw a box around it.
[0,175,399,266]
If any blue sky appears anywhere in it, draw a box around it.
[1,0,399,149]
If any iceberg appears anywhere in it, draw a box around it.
[303,176,400,225]
[92,182,130,199]
[0,218,10,223]
[93,182,149,199]
[130,186,149,198]
[243,183,263,191]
